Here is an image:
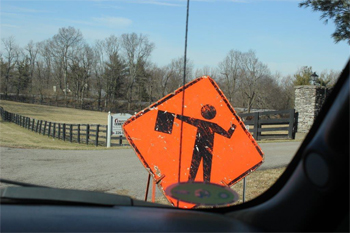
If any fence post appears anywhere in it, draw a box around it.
[35,120,39,133]
[58,124,61,139]
[69,124,73,142]
[34,120,38,132]
[43,121,47,135]
[63,123,66,141]
[48,122,51,137]
[86,125,90,145]
[294,111,299,139]
[253,112,259,140]
[39,120,43,134]
[95,125,99,146]
[288,109,295,139]
[77,124,80,143]
[119,135,123,145]
[53,123,56,138]
[31,119,35,131]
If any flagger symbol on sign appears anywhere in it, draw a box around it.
[155,104,236,182]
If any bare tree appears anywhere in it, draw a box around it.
[50,26,83,106]
[194,66,218,79]
[91,40,105,111]
[70,43,94,108]
[92,35,128,111]
[120,33,154,110]
[149,64,172,98]
[166,56,193,94]
[318,69,341,87]
[37,39,53,89]
[1,36,19,97]
[239,50,271,113]
[217,50,242,104]
[25,41,39,101]
[12,50,30,98]
[33,60,46,104]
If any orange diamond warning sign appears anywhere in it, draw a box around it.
[123,76,264,208]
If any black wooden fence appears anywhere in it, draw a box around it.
[239,109,297,140]
[0,107,127,147]
[1,106,297,145]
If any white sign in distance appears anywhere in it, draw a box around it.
[112,113,132,135]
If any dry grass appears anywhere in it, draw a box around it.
[231,167,285,204]
[0,100,108,124]
[0,121,120,150]
[154,167,286,207]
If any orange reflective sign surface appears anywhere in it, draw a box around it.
[123,76,264,208]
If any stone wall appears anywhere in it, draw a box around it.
[294,85,328,134]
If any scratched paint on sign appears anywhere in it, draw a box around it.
[123,76,264,208]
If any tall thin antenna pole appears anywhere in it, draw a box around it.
[177,0,190,207]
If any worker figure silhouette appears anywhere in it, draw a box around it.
[176,104,236,182]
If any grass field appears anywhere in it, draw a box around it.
[0,121,114,150]
[0,100,108,124]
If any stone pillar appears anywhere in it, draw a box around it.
[294,85,328,139]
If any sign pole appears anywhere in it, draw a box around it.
[242,124,250,203]
[243,177,246,203]
[107,111,111,148]
[152,179,156,203]
[144,174,151,201]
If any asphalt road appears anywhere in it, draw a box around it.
[0,141,301,200]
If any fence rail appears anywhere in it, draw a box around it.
[0,107,127,147]
[239,109,297,140]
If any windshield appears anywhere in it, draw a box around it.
[0,0,348,208]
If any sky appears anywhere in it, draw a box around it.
[1,0,349,77]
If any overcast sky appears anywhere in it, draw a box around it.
[1,0,349,77]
